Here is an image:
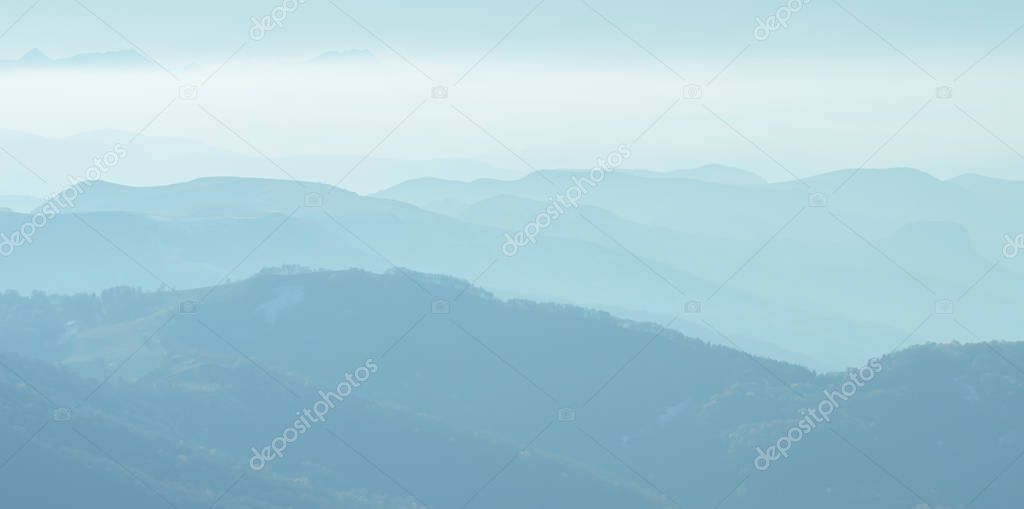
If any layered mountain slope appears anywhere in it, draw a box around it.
[1,270,1022,508]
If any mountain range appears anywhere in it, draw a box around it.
[2,161,1021,369]
[0,49,151,70]
[1,269,1021,508]
[0,130,521,197]
[3,2,1021,506]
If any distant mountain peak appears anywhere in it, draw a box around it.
[20,48,50,63]
[2,49,148,69]
[670,164,766,185]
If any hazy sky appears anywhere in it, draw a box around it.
[1,0,1022,195]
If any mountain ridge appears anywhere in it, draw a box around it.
[1,268,1021,508]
